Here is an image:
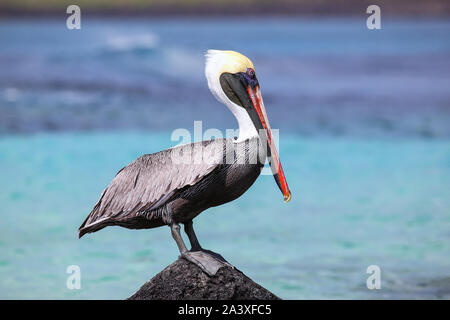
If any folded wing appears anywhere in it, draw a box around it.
[79,139,226,237]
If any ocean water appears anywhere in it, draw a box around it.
[0,17,450,299]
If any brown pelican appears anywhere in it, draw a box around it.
[79,50,291,275]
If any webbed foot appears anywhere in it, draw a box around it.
[181,250,233,276]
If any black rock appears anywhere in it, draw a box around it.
[128,257,280,300]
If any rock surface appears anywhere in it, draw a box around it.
[128,256,280,300]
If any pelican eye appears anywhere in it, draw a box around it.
[246,68,255,79]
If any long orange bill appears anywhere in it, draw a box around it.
[247,85,291,202]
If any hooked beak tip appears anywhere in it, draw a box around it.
[284,191,292,203]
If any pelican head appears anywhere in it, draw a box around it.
[205,49,291,202]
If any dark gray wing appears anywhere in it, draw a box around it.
[79,139,227,235]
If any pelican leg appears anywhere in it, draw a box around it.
[170,222,231,277]
[184,220,202,251]
[170,223,188,254]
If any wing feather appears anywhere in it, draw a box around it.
[79,139,226,235]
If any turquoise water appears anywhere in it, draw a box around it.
[1,132,449,299]
[1,17,450,299]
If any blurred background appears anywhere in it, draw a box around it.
[0,0,449,299]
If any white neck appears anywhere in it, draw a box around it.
[205,51,258,143]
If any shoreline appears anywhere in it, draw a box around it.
[1,1,450,18]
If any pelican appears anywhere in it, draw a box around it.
[79,50,291,275]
